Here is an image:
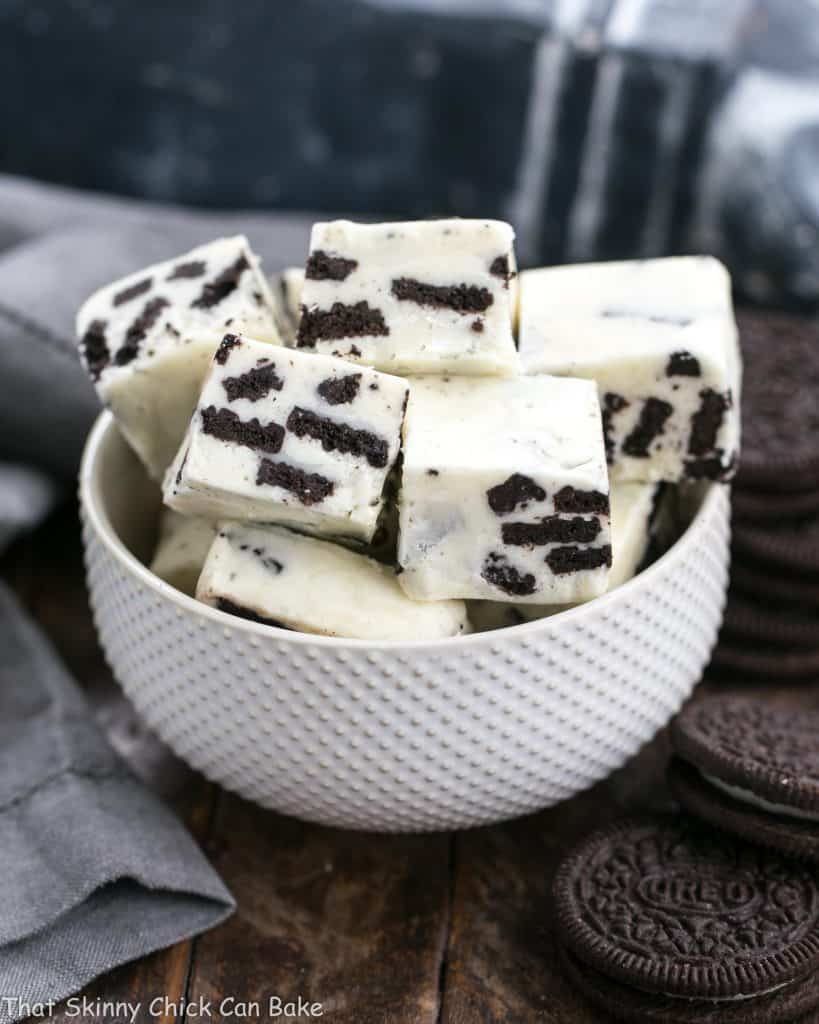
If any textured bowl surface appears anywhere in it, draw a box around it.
[80,412,730,832]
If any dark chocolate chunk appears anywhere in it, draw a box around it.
[113,277,152,307]
[489,254,513,287]
[190,254,249,309]
[286,407,388,468]
[553,486,610,516]
[305,249,358,281]
[256,458,334,506]
[222,363,283,402]
[481,553,536,596]
[167,260,207,280]
[546,544,612,574]
[503,516,600,547]
[297,301,389,347]
[80,319,110,381]
[114,296,170,366]
[602,392,629,463]
[317,373,362,406]
[214,333,242,364]
[391,277,493,314]
[688,388,730,456]
[621,398,673,458]
[487,474,546,516]
[215,597,285,629]
[200,406,284,453]
[666,350,701,376]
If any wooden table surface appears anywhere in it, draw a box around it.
[2,500,816,1024]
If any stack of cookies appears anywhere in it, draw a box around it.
[712,309,819,679]
[555,695,819,1022]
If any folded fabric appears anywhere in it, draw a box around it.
[0,583,235,1024]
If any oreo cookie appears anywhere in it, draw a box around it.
[734,518,819,576]
[736,309,819,492]
[711,640,819,679]
[731,559,819,611]
[733,485,819,524]
[722,592,819,650]
[670,697,819,862]
[553,816,819,1022]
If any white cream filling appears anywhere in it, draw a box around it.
[703,772,819,823]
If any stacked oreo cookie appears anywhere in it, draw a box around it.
[714,310,819,678]
[554,815,819,1023]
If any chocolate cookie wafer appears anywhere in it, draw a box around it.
[722,591,819,649]
[670,697,819,861]
[553,816,819,1023]
[735,309,819,492]
[734,517,819,576]
[733,485,819,524]
[712,639,819,679]
[730,559,819,611]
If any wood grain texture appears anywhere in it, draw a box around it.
[188,795,451,1023]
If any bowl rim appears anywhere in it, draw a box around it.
[80,410,727,652]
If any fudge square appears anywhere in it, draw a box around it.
[76,236,281,480]
[518,256,741,483]
[164,333,409,541]
[197,522,469,642]
[397,375,612,603]
[295,219,520,376]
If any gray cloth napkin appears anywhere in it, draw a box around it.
[0,174,316,1018]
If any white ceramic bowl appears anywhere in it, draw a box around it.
[80,411,730,832]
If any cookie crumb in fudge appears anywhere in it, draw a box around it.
[546,545,612,574]
[489,254,513,287]
[113,277,152,307]
[481,554,537,596]
[621,397,673,458]
[191,254,250,310]
[222,362,283,402]
[487,474,547,515]
[391,277,493,314]
[167,260,207,280]
[297,301,389,347]
[502,516,601,546]
[666,350,701,376]
[553,486,610,516]
[688,388,730,456]
[81,319,110,381]
[286,407,389,468]
[317,373,362,405]
[114,296,170,366]
[471,318,484,333]
[214,333,242,364]
[200,406,284,453]
[602,393,629,463]
[305,250,358,281]
[256,458,335,506]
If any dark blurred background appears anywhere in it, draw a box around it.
[1,0,818,306]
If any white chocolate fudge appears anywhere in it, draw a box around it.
[148,509,217,596]
[164,333,409,542]
[397,375,611,604]
[467,481,658,631]
[197,522,469,641]
[518,256,740,483]
[270,266,304,343]
[295,219,520,376]
[77,236,281,480]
